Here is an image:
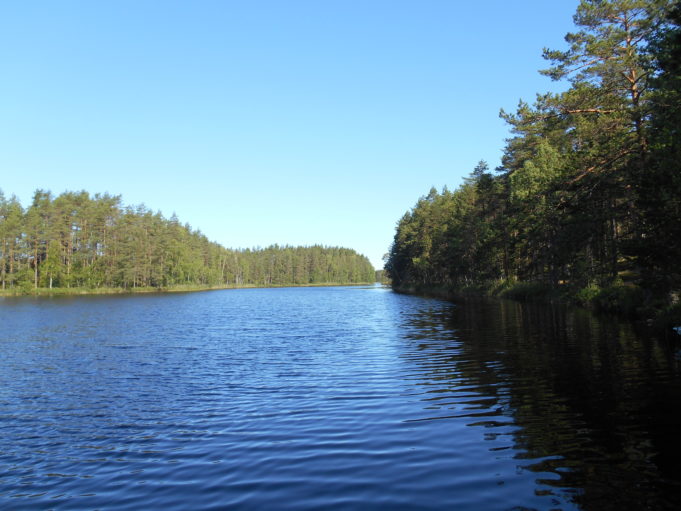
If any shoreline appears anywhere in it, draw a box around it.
[391,282,681,330]
[0,282,377,298]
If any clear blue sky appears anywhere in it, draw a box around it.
[0,0,577,269]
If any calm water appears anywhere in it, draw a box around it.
[1,286,680,510]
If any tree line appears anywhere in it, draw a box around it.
[386,0,681,310]
[0,190,375,291]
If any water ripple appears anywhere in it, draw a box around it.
[1,287,680,510]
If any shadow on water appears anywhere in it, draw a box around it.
[400,296,681,511]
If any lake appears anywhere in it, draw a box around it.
[1,285,680,510]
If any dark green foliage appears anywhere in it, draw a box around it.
[0,190,375,291]
[592,284,646,315]
[498,282,558,302]
[387,0,681,314]
[634,0,681,294]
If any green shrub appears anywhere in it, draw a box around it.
[575,284,601,306]
[593,284,645,316]
[499,281,555,301]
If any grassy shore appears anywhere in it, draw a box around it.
[0,282,376,298]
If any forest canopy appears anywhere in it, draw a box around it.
[0,189,375,291]
[386,0,681,311]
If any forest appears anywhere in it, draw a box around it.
[386,0,681,316]
[0,190,375,292]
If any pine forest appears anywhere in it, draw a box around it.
[386,0,681,316]
[0,190,375,292]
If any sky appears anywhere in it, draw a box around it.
[0,0,578,269]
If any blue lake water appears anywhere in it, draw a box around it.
[1,285,680,510]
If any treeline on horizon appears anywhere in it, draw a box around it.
[0,190,375,291]
[386,0,681,313]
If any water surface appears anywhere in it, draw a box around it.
[1,286,679,510]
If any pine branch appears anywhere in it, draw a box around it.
[568,147,635,185]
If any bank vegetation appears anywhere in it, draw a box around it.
[0,191,375,295]
[386,0,681,322]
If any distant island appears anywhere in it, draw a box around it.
[0,190,375,295]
